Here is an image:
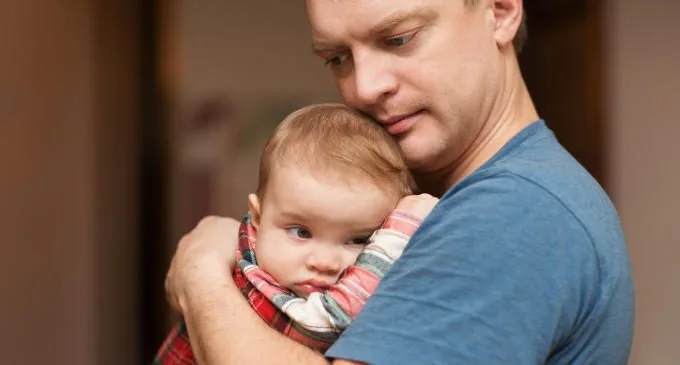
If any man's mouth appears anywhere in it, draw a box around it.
[380,109,424,136]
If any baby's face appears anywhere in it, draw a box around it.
[251,165,400,298]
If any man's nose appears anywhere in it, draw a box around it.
[350,51,398,108]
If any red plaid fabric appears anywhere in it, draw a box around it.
[153,210,422,365]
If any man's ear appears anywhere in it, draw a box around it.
[492,0,524,49]
[248,193,261,230]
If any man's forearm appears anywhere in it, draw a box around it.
[181,275,331,365]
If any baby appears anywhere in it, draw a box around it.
[154,103,436,364]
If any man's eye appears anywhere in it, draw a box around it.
[384,32,416,47]
[287,226,312,239]
[324,54,350,67]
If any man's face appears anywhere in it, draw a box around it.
[306,0,503,172]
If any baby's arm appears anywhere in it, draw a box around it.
[280,209,424,334]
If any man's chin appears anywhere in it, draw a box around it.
[401,144,437,171]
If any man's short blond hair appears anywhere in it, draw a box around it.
[256,103,414,199]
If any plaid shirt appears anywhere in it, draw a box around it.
[153,209,422,365]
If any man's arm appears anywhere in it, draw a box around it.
[180,267,334,365]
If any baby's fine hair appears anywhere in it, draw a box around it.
[256,103,414,198]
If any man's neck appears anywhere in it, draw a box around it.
[417,51,539,197]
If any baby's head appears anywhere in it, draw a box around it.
[248,103,413,298]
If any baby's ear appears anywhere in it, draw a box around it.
[247,193,261,230]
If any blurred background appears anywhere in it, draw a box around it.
[1,0,677,364]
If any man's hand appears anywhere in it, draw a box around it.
[396,193,439,221]
[164,216,240,314]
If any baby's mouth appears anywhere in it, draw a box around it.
[292,279,331,296]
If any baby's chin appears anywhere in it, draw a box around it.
[289,286,310,299]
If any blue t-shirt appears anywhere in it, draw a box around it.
[326,120,634,364]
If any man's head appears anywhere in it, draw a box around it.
[249,103,413,297]
[306,0,526,176]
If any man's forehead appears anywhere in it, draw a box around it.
[307,0,438,46]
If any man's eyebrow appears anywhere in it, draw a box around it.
[369,7,438,36]
[311,7,438,54]
[311,41,342,54]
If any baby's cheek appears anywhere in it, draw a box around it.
[252,236,277,271]
[256,239,299,285]
[342,248,363,268]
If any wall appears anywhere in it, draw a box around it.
[520,1,605,185]
[606,0,680,364]
[174,0,339,104]
[0,0,140,363]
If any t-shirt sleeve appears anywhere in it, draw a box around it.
[325,173,599,364]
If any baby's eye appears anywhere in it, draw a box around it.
[287,226,312,239]
[347,236,371,246]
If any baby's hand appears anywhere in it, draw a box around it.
[395,193,439,221]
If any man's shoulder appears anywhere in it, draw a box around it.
[426,119,630,277]
[443,120,624,250]
[428,124,631,310]
[432,169,593,248]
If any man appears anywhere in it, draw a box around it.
[164,0,634,364]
